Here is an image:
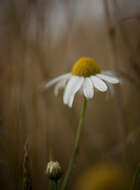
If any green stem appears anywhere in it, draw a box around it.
[131,163,140,190]
[61,97,87,190]
[55,181,58,190]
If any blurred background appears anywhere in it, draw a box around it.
[0,0,140,189]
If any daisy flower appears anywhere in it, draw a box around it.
[44,57,120,107]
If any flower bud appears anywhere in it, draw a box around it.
[46,161,62,181]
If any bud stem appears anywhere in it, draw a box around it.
[61,97,87,190]
[55,181,58,190]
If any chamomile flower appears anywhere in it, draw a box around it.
[44,57,120,107]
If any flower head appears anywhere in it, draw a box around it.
[72,57,100,77]
[46,161,62,181]
[44,57,120,107]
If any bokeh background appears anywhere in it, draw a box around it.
[0,0,140,189]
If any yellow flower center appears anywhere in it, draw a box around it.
[72,57,101,77]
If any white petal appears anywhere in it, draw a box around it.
[101,70,115,76]
[82,78,94,99]
[54,79,67,96]
[90,76,108,92]
[68,95,75,107]
[107,82,114,96]
[105,82,114,100]
[63,76,84,106]
[44,73,71,88]
[96,73,120,84]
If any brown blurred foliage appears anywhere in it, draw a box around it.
[0,0,140,189]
